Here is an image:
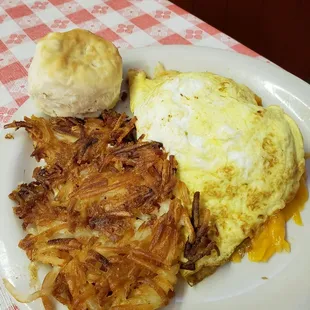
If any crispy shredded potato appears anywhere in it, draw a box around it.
[4,111,196,310]
[179,192,219,285]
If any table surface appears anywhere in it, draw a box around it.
[0,0,261,309]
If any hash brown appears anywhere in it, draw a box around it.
[4,112,197,309]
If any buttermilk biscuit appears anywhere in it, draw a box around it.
[28,29,122,117]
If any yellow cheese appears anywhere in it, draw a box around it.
[233,178,308,263]
[248,211,290,262]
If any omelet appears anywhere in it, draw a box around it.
[128,64,305,284]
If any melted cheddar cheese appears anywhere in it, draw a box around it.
[248,212,290,262]
[232,177,308,263]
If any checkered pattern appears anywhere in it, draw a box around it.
[0,0,261,130]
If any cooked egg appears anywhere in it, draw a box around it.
[128,64,305,279]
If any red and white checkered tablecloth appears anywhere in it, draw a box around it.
[0,0,261,309]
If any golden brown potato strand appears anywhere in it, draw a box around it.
[5,111,194,309]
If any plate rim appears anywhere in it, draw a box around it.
[119,44,310,90]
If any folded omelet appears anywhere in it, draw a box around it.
[128,65,305,284]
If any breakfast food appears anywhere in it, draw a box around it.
[4,32,309,310]
[28,29,122,117]
[4,112,196,309]
[128,64,305,285]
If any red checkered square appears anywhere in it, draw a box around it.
[49,0,71,5]
[24,24,51,41]
[0,40,8,53]
[96,28,121,42]
[197,22,220,35]
[67,9,95,24]
[159,33,191,45]
[231,44,259,57]
[167,4,187,15]
[15,95,29,107]
[0,61,27,84]
[131,14,159,30]
[6,4,33,19]
[106,0,131,10]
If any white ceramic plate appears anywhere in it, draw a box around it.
[1,46,310,310]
